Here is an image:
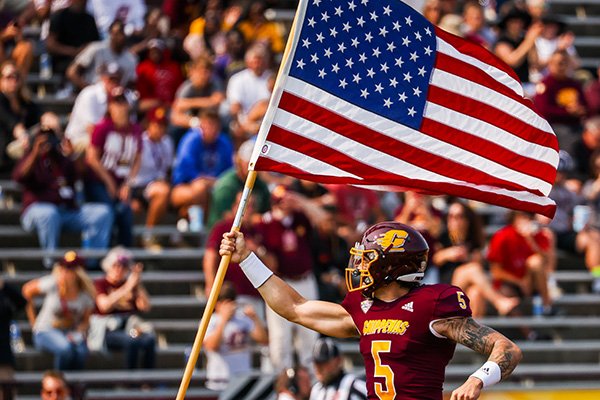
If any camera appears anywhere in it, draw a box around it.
[30,125,60,151]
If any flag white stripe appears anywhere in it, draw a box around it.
[262,142,363,179]
[424,102,559,169]
[430,69,555,136]
[436,37,524,97]
[263,140,555,207]
[282,78,553,193]
[352,182,556,206]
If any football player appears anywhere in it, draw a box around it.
[220,221,522,400]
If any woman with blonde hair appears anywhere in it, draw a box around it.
[22,251,95,370]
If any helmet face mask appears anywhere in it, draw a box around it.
[345,222,429,296]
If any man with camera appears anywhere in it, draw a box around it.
[12,127,112,268]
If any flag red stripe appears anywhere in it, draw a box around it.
[435,27,522,85]
[256,148,556,218]
[420,117,556,185]
[434,52,541,116]
[427,85,559,152]
[277,91,540,194]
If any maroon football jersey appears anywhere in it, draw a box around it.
[342,284,472,400]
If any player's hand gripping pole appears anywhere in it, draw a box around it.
[175,171,258,400]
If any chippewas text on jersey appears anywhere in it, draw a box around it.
[362,319,409,335]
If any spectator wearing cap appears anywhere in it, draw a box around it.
[310,338,367,400]
[129,107,174,250]
[533,50,588,150]
[65,61,128,154]
[86,0,147,40]
[169,55,224,148]
[550,150,600,291]
[22,252,96,371]
[85,87,142,247]
[171,109,233,225]
[493,7,542,91]
[203,281,268,390]
[206,139,271,231]
[67,19,138,91]
[12,125,112,268]
[46,0,100,77]
[135,38,184,114]
[94,247,155,369]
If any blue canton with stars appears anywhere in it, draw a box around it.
[289,0,436,130]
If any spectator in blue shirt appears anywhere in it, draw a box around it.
[171,110,233,223]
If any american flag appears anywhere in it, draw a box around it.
[251,0,559,217]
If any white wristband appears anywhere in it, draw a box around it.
[239,252,274,288]
[469,361,501,388]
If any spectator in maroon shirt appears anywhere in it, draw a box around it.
[534,50,588,150]
[95,247,155,369]
[85,87,142,246]
[13,127,112,268]
[585,65,600,117]
[135,39,184,114]
[261,185,319,371]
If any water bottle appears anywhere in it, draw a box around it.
[532,295,543,318]
[10,321,25,353]
[81,231,91,249]
[188,206,204,233]
[39,53,52,79]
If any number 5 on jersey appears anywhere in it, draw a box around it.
[457,291,467,309]
[371,340,396,400]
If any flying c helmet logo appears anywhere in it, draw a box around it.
[376,229,409,252]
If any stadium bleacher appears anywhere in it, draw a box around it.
[1,0,600,399]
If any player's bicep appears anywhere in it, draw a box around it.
[432,317,498,356]
[295,300,359,338]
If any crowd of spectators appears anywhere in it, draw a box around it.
[0,0,599,396]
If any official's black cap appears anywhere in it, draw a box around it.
[312,338,340,363]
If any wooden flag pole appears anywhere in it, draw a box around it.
[175,171,258,400]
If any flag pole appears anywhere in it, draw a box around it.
[175,1,308,398]
[175,171,257,400]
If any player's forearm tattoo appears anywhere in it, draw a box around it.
[439,317,521,380]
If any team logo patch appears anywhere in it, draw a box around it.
[376,229,409,252]
[361,298,373,313]
[401,301,414,312]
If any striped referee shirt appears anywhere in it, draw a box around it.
[309,372,367,400]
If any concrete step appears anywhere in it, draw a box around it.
[3,270,205,296]
[549,0,600,15]
[1,248,206,272]
[0,224,205,249]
